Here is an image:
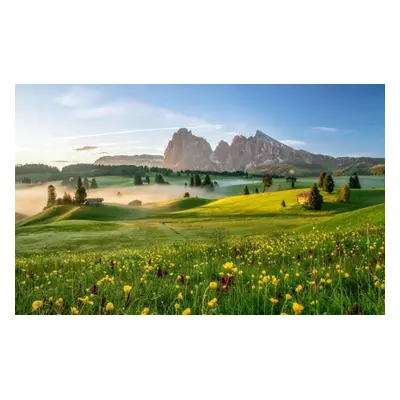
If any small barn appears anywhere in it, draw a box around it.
[128,199,142,206]
[86,198,104,206]
[296,191,311,205]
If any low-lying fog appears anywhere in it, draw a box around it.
[15,183,219,216]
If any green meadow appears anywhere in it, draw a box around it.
[15,176,385,315]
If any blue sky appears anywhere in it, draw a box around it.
[15,84,385,166]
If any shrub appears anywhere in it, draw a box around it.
[323,174,335,193]
[183,192,190,198]
[338,184,350,202]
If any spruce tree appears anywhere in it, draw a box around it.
[134,175,143,185]
[63,192,72,204]
[189,177,195,187]
[318,172,326,188]
[354,174,361,189]
[309,183,323,210]
[83,177,89,190]
[194,174,202,187]
[145,175,150,184]
[255,187,259,194]
[323,174,335,193]
[74,186,87,205]
[203,174,211,186]
[77,176,83,188]
[47,185,57,207]
[90,178,98,189]
[244,185,250,195]
[338,184,350,202]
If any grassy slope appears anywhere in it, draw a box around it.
[15,189,385,255]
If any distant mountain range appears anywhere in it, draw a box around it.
[94,128,384,176]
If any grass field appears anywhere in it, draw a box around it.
[15,180,385,315]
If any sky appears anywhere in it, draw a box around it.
[15,84,385,166]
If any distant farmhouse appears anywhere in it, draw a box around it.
[296,191,311,205]
[86,198,104,206]
[128,199,142,206]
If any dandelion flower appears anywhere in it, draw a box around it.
[71,307,79,315]
[182,308,191,315]
[293,302,304,314]
[295,285,303,293]
[269,298,279,304]
[285,294,292,301]
[141,307,150,315]
[123,285,133,294]
[32,300,43,311]
[209,282,218,290]
[174,303,180,310]
[105,302,114,312]
[177,292,184,300]
[344,273,350,278]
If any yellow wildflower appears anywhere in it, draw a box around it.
[308,281,316,286]
[344,273,350,278]
[223,262,234,270]
[295,285,303,293]
[209,282,218,290]
[78,296,94,305]
[174,303,180,310]
[238,270,243,275]
[71,307,79,315]
[55,298,63,307]
[123,285,133,294]
[285,294,292,301]
[141,307,150,315]
[182,308,191,315]
[32,300,43,311]
[105,302,114,312]
[269,298,279,304]
[293,302,304,314]
[208,298,218,308]
[177,292,184,300]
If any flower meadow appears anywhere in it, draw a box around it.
[15,226,385,315]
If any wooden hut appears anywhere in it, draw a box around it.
[296,191,311,205]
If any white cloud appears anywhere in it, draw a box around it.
[226,131,238,135]
[281,139,307,147]
[55,86,101,108]
[312,126,338,133]
[72,104,126,119]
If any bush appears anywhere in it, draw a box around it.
[183,192,190,198]
[281,200,286,207]
[323,174,335,193]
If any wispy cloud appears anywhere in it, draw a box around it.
[74,145,98,151]
[281,139,307,147]
[55,86,101,108]
[50,160,69,163]
[312,126,338,133]
[72,105,126,119]
[59,124,224,140]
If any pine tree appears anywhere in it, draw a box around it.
[74,186,87,205]
[183,192,190,198]
[323,174,335,193]
[338,184,351,202]
[77,176,83,188]
[83,177,89,190]
[134,175,143,185]
[145,175,150,184]
[262,175,273,192]
[189,177,194,187]
[309,184,323,210]
[194,174,202,187]
[318,172,326,188]
[244,185,250,195]
[349,173,361,189]
[203,174,211,186]
[255,187,259,194]
[281,200,286,207]
[62,192,72,204]
[47,185,57,207]
[90,178,98,189]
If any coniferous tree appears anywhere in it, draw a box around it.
[349,173,361,189]
[255,187,259,194]
[77,176,83,189]
[309,183,323,210]
[262,175,273,192]
[281,200,286,207]
[83,177,89,190]
[74,185,87,205]
[47,185,57,207]
[203,174,211,186]
[338,184,351,202]
[145,175,150,184]
[183,192,190,198]
[244,185,250,195]
[134,175,143,185]
[194,174,202,187]
[318,172,326,188]
[189,177,194,187]
[90,178,98,189]
[323,174,335,193]
[63,192,72,204]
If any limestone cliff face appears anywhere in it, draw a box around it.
[163,128,214,170]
